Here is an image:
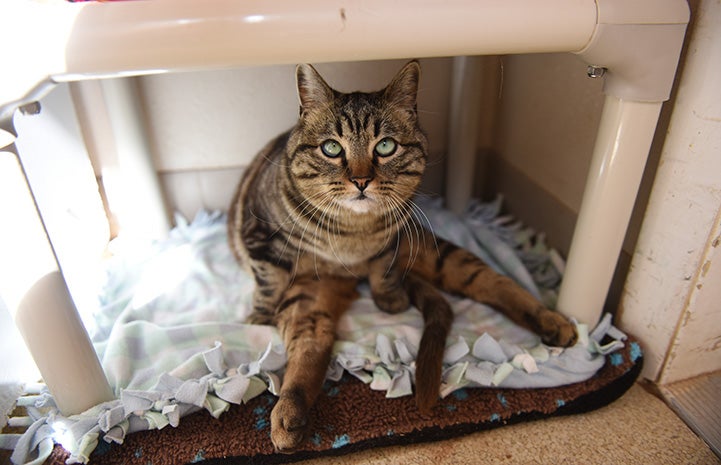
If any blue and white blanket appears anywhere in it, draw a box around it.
[1,197,627,464]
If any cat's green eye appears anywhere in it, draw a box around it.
[374,138,397,157]
[321,140,344,158]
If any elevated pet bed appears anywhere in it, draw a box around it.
[3,199,640,464]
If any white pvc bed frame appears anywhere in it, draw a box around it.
[0,0,689,418]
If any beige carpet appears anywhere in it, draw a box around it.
[295,383,719,465]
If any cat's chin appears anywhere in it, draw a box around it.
[342,196,377,214]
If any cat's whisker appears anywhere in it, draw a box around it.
[261,190,324,256]
[279,203,329,276]
[423,156,446,168]
[386,193,417,278]
[277,190,328,260]
[328,201,361,279]
[260,151,290,169]
[310,195,335,279]
[400,198,424,278]
[378,197,399,251]
[245,206,278,227]
[408,198,441,257]
[405,215,423,277]
[310,195,334,278]
[285,190,327,281]
[377,197,402,278]
[415,108,442,117]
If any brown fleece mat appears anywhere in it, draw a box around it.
[44,337,642,465]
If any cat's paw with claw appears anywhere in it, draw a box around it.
[270,390,309,453]
[533,309,578,348]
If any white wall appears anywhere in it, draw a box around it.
[619,0,721,383]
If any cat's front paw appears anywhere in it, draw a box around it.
[270,390,309,453]
[533,308,578,347]
[372,287,411,314]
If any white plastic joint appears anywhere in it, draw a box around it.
[576,0,690,103]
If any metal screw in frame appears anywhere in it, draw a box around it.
[587,65,607,78]
[19,101,41,115]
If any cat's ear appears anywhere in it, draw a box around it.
[296,64,334,112]
[384,60,420,113]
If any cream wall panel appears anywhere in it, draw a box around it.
[160,168,244,220]
[137,65,298,172]
[493,53,604,214]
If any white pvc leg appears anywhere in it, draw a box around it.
[15,271,115,415]
[0,147,113,416]
[445,56,484,215]
[100,78,171,241]
[556,95,662,327]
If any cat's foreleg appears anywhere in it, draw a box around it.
[271,276,358,453]
[246,260,290,325]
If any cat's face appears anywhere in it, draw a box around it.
[286,61,427,216]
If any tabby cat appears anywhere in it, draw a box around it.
[228,61,577,452]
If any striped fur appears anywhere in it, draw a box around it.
[228,61,577,452]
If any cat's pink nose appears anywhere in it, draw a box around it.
[350,176,373,192]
